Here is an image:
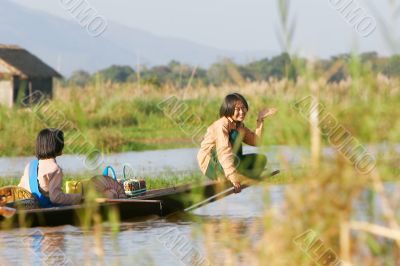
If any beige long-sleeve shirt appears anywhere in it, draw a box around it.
[197,117,260,181]
[18,158,82,205]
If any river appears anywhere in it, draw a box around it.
[0,145,398,265]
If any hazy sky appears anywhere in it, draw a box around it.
[11,0,400,57]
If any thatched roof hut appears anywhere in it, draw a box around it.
[0,44,62,107]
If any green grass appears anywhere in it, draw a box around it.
[0,76,399,157]
[0,168,307,191]
[0,177,19,187]
[0,173,209,191]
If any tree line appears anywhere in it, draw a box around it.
[65,52,400,87]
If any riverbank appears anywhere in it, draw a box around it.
[0,170,294,194]
[0,77,399,157]
[0,160,397,191]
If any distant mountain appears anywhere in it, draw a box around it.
[0,0,272,76]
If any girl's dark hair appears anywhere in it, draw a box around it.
[219,93,249,117]
[36,128,64,159]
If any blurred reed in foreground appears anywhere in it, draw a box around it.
[200,155,399,265]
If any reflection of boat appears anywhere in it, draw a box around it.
[0,171,279,228]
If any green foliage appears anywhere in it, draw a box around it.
[96,65,135,83]
[65,52,400,86]
[207,59,239,85]
[68,70,91,87]
[1,73,399,158]
[384,55,400,77]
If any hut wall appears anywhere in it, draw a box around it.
[12,76,24,104]
[30,78,53,98]
[18,78,53,105]
[0,79,13,107]
[0,65,13,107]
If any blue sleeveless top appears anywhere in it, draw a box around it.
[29,159,54,208]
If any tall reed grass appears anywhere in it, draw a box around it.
[0,74,399,157]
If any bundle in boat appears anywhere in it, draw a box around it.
[0,186,39,209]
[102,165,147,197]
[85,175,127,199]
[121,179,146,197]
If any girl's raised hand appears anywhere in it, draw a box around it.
[258,107,278,121]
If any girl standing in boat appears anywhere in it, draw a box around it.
[18,128,82,207]
[197,93,277,193]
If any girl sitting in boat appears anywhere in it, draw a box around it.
[18,128,83,207]
[197,93,277,193]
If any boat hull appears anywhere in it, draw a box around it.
[0,180,228,228]
[0,171,280,228]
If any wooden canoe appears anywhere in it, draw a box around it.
[0,171,280,228]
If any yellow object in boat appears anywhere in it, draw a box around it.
[66,181,85,194]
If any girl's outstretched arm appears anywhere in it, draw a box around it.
[243,107,277,146]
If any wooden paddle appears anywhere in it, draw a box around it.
[184,169,281,212]
[95,198,162,204]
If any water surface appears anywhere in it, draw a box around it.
[0,183,398,265]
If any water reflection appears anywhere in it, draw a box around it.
[0,182,399,265]
[0,227,73,265]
